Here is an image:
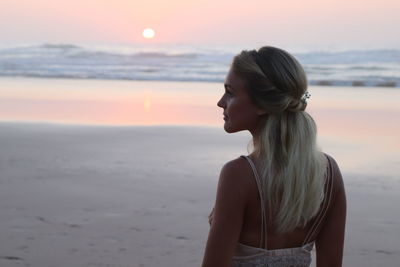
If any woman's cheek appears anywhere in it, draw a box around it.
[226,98,236,109]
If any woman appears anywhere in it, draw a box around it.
[202,46,346,267]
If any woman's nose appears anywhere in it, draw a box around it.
[217,96,225,108]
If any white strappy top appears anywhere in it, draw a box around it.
[231,155,334,267]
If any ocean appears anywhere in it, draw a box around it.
[0,43,399,87]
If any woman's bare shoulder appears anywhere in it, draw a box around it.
[218,156,255,192]
[316,153,346,265]
[221,156,248,170]
[323,153,345,195]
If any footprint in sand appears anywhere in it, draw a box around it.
[165,234,190,240]
[0,256,24,261]
[375,249,396,255]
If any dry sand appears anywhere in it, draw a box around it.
[0,122,399,267]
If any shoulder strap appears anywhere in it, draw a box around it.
[303,155,334,245]
[240,155,268,249]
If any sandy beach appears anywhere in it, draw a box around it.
[0,123,399,267]
[1,78,400,266]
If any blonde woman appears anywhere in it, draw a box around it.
[202,47,346,267]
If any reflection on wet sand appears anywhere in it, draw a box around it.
[1,77,399,177]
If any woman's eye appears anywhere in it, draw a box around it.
[225,89,233,95]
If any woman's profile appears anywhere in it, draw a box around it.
[202,46,346,267]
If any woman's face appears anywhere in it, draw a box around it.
[217,68,263,134]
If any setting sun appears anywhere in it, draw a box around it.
[142,28,155,39]
[144,98,152,112]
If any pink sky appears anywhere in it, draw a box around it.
[1,0,399,49]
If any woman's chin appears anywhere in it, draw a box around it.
[223,123,231,133]
[223,122,236,133]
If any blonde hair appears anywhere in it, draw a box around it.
[232,47,327,233]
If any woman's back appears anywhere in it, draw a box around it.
[237,155,318,250]
[230,155,337,266]
[237,154,335,249]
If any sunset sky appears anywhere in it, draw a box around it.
[1,0,399,49]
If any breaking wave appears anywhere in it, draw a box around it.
[0,43,399,87]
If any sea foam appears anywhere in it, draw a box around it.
[0,44,399,87]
